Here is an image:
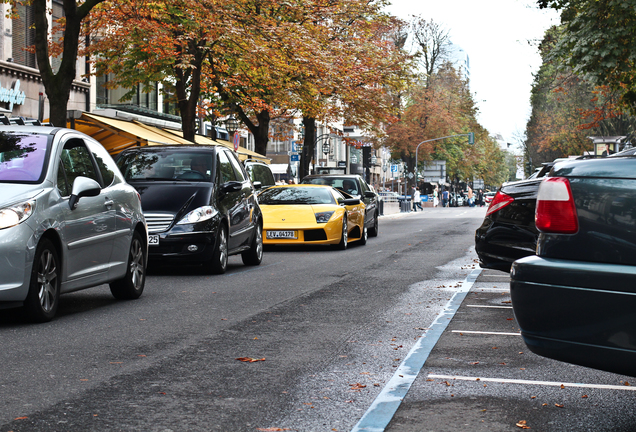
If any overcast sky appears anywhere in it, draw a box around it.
[384,0,560,146]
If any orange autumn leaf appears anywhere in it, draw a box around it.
[516,420,530,429]
[235,357,265,363]
[14,416,28,420]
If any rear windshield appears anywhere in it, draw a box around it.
[117,150,214,182]
[258,186,336,205]
[0,132,50,183]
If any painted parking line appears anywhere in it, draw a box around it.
[472,287,509,292]
[451,330,521,336]
[350,268,483,432]
[466,305,513,309]
[428,375,636,391]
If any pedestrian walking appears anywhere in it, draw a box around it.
[433,188,439,207]
[477,189,484,207]
[413,187,423,211]
[467,186,474,207]
[442,189,449,207]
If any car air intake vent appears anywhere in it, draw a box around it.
[144,213,175,233]
[304,229,328,241]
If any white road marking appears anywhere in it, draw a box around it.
[452,330,521,336]
[428,375,636,391]
[466,305,513,309]
[473,287,509,292]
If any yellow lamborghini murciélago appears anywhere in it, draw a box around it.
[258,184,366,249]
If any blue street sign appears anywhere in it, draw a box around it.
[290,154,299,162]
[391,164,398,172]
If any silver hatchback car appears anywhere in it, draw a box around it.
[0,126,148,322]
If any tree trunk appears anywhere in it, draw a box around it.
[299,116,317,180]
[236,108,270,156]
[32,0,104,127]
[175,46,203,142]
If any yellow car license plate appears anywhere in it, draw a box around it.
[267,230,297,239]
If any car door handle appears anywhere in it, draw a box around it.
[104,199,114,208]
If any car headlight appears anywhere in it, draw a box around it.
[315,211,334,223]
[176,206,218,225]
[0,199,35,230]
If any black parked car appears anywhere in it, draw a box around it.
[475,163,554,272]
[511,154,636,376]
[300,174,379,236]
[116,145,263,274]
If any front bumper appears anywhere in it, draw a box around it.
[511,255,636,376]
[148,230,218,263]
[0,222,36,303]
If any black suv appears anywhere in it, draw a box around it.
[116,145,263,273]
[301,174,379,237]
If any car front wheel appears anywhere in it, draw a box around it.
[209,224,228,274]
[24,238,60,323]
[369,212,379,237]
[242,221,263,266]
[110,231,146,300]
[336,215,348,250]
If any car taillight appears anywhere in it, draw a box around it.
[485,191,514,217]
[535,177,578,234]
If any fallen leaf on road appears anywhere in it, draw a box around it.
[14,417,28,420]
[235,357,265,362]
[560,384,565,389]
[582,395,588,398]
[516,420,530,429]
[555,403,564,408]
[350,383,367,390]
[625,381,631,386]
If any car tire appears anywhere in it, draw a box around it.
[336,214,348,250]
[24,238,60,323]
[242,221,263,266]
[110,231,146,300]
[369,212,379,237]
[359,225,368,245]
[209,224,228,274]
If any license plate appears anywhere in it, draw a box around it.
[266,230,297,239]
[148,234,159,246]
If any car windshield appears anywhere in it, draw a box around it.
[0,132,49,183]
[258,186,336,205]
[117,150,214,182]
[303,177,359,195]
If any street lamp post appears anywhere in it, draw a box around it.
[225,116,240,152]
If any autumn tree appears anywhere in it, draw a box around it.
[87,0,227,142]
[7,0,105,127]
[410,17,451,87]
[538,0,636,113]
[525,25,635,167]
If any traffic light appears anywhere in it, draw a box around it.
[468,132,474,145]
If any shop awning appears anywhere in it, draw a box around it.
[69,112,270,164]
[68,112,191,154]
[162,129,270,164]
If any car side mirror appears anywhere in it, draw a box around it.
[364,191,375,198]
[253,181,262,190]
[220,181,243,195]
[69,176,101,210]
[343,198,361,205]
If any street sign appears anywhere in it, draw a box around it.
[350,155,358,164]
[290,154,299,162]
[233,133,240,151]
[391,164,398,172]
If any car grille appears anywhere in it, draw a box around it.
[145,213,175,233]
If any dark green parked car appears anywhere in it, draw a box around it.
[511,152,636,376]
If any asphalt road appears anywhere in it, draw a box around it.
[2,206,634,431]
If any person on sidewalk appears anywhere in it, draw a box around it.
[442,189,449,207]
[413,187,423,211]
[467,186,474,207]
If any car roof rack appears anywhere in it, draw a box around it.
[0,114,52,126]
